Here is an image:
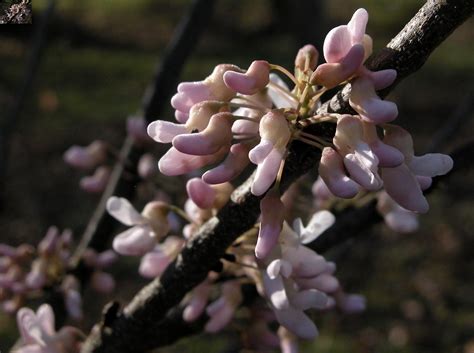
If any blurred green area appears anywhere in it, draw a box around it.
[1,0,473,352]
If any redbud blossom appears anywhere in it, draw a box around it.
[63,140,107,170]
[106,197,170,256]
[16,304,83,353]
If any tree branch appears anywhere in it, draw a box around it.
[80,1,473,352]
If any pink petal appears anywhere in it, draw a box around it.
[314,44,365,89]
[323,25,352,63]
[384,210,419,233]
[106,197,144,226]
[205,300,234,333]
[36,304,55,336]
[408,154,453,177]
[296,273,340,293]
[370,140,404,167]
[381,164,429,213]
[138,251,170,278]
[290,289,328,310]
[186,178,216,209]
[417,176,432,190]
[112,226,155,256]
[344,151,382,190]
[158,146,227,176]
[175,110,189,123]
[147,120,187,143]
[319,147,359,198]
[79,166,110,194]
[347,8,369,44]
[263,272,289,310]
[183,280,212,322]
[223,60,269,95]
[249,139,274,164]
[172,113,233,156]
[203,142,250,184]
[349,76,398,123]
[274,307,318,340]
[251,148,283,196]
[256,191,285,259]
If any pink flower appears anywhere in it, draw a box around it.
[106,197,170,256]
[138,236,184,278]
[182,280,212,323]
[16,304,84,353]
[171,64,239,121]
[204,280,243,333]
[79,166,111,193]
[63,140,107,170]
[333,115,383,191]
[249,110,291,196]
[259,217,337,340]
[381,125,453,213]
[377,191,419,233]
[223,60,270,95]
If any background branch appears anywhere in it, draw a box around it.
[80,1,473,352]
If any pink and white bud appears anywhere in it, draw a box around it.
[183,279,213,322]
[323,8,368,64]
[63,140,108,170]
[295,44,319,71]
[137,153,158,179]
[349,76,398,123]
[312,44,365,89]
[203,142,251,184]
[171,64,238,115]
[377,191,419,233]
[319,147,359,198]
[205,280,243,333]
[186,178,216,209]
[172,112,234,156]
[224,60,270,95]
[79,166,111,193]
[256,191,285,259]
[158,145,228,176]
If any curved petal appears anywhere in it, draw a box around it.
[408,154,453,177]
[147,121,187,144]
[112,226,155,256]
[274,306,318,340]
[106,197,144,226]
[381,164,428,213]
[299,210,335,244]
[36,304,55,336]
[290,289,328,310]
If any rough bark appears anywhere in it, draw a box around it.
[80,1,473,352]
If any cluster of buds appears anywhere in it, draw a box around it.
[146,7,452,260]
[0,227,72,314]
[106,178,233,278]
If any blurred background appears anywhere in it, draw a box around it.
[0,0,473,352]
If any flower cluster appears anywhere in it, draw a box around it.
[0,227,72,314]
[146,8,452,264]
[51,7,454,352]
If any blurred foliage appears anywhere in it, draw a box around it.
[1,0,473,352]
